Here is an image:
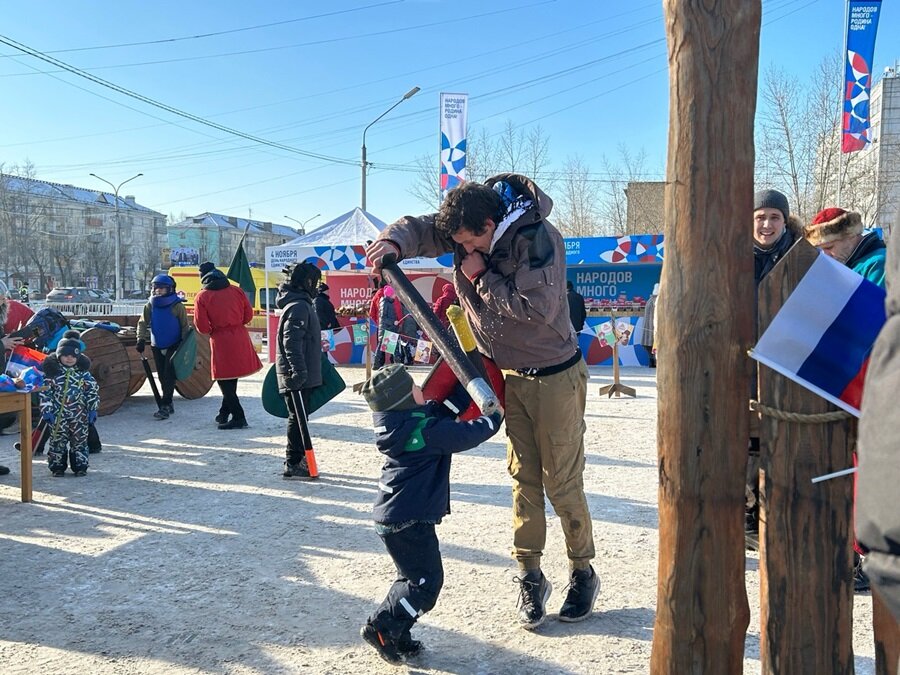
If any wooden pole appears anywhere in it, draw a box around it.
[651,1,759,672]
[756,240,854,673]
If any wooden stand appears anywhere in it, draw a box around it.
[0,391,33,502]
[597,318,636,399]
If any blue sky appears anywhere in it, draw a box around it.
[1,0,897,231]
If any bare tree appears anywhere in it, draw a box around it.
[597,145,651,234]
[85,231,116,291]
[756,52,900,226]
[0,162,54,290]
[406,121,553,210]
[47,234,81,286]
[136,234,164,293]
[553,155,602,237]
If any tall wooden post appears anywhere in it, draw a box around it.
[651,2,760,673]
[757,240,854,673]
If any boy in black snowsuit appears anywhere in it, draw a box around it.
[40,331,99,477]
[359,364,503,664]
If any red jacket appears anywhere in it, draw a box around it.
[194,278,262,380]
[431,284,458,329]
[3,300,34,334]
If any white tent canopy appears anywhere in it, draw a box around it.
[265,208,451,273]
[285,208,386,246]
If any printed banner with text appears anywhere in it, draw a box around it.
[842,0,882,153]
[440,93,468,199]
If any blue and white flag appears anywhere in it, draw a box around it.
[440,93,468,199]
[842,0,882,152]
[750,253,886,416]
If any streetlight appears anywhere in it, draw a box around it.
[361,86,420,211]
[89,172,143,301]
[284,213,321,236]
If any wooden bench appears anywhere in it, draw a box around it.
[0,391,33,502]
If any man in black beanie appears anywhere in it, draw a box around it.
[748,188,802,550]
[198,261,216,280]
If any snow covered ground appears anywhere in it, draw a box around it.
[0,366,876,674]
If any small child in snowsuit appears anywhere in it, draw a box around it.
[40,331,99,477]
[359,364,503,664]
[136,274,189,420]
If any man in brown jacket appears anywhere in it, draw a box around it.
[366,175,597,630]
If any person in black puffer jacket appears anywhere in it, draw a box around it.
[275,262,323,481]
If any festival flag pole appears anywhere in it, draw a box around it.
[227,222,256,299]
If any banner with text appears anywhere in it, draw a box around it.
[440,93,468,199]
[842,0,882,153]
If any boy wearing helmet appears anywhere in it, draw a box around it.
[136,274,189,419]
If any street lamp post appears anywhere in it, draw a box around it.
[284,213,321,236]
[361,86,420,211]
[89,172,143,301]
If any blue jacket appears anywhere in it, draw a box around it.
[847,231,887,289]
[371,403,502,524]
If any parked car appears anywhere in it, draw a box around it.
[45,287,114,313]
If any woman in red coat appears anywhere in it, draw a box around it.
[194,262,262,429]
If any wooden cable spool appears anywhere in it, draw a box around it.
[81,327,130,416]
[174,330,214,400]
[116,333,150,396]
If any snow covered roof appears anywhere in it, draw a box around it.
[284,208,386,246]
[1,174,164,216]
[172,212,300,239]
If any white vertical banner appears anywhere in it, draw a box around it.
[440,92,468,200]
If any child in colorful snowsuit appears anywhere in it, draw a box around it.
[40,331,99,477]
[359,364,503,664]
[136,274,189,420]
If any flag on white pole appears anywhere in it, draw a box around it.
[440,93,468,199]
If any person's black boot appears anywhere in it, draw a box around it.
[396,630,423,656]
[745,506,760,552]
[514,570,552,630]
[283,458,315,481]
[559,566,600,622]
[214,410,229,425]
[218,417,248,430]
[360,623,401,664]
[853,553,871,592]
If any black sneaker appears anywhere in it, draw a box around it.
[164,404,175,416]
[559,566,600,622]
[854,555,870,592]
[51,469,65,477]
[514,570,552,629]
[0,465,9,476]
[283,459,316,481]
[360,623,402,665]
[153,408,169,420]
[215,412,229,425]
[397,631,423,657]
[74,469,87,477]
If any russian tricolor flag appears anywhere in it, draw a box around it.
[3,345,47,378]
[750,253,886,417]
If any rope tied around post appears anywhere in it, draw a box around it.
[749,399,853,424]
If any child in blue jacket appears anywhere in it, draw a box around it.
[136,274,189,420]
[359,364,503,664]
